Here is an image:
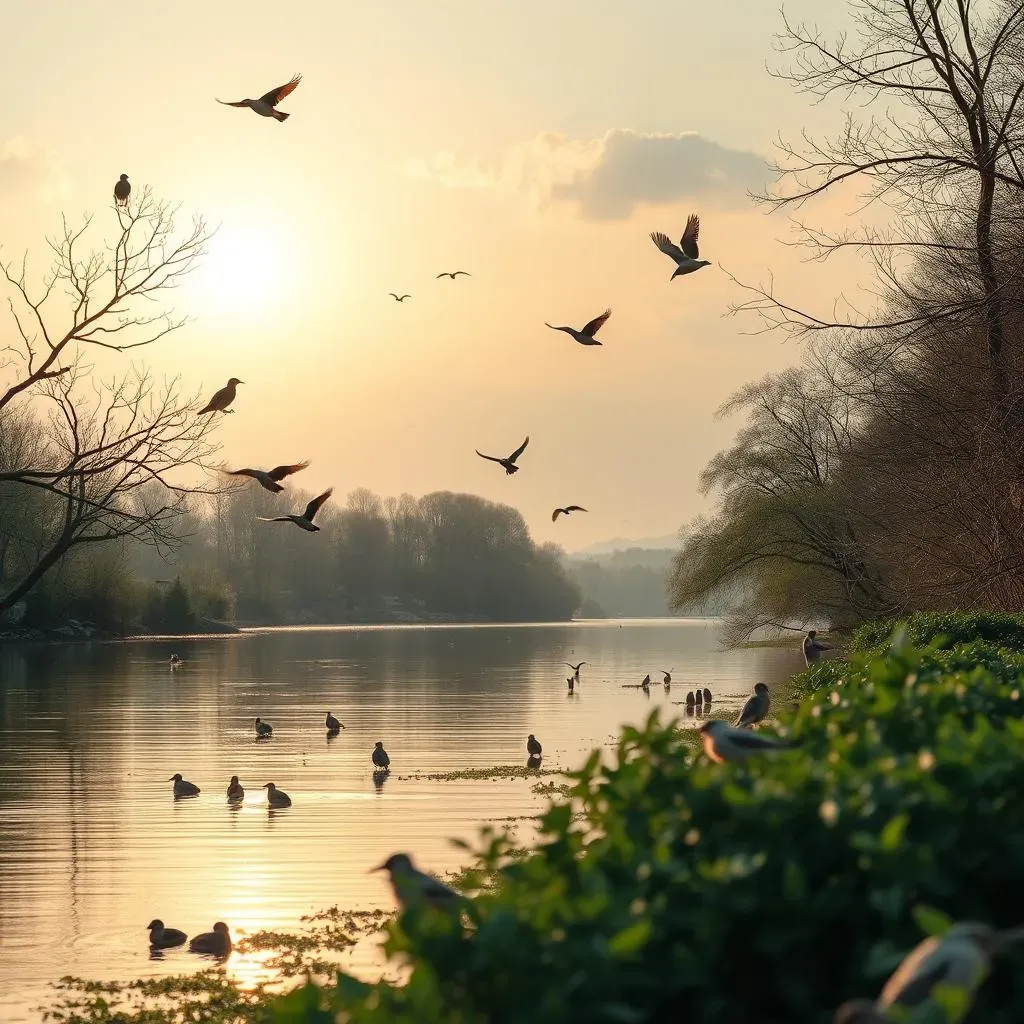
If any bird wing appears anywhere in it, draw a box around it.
[435,272,451,279]
[267,460,310,481]
[508,435,530,463]
[476,450,504,464]
[257,516,293,523]
[735,694,758,724]
[259,74,302,106]
[651,231,686,263]
[201,384,231,411]
[580,308,611,337]
[224,468,259,479]
[303,487,334,522]
[552,508,566,521]
[389,293,399,299]
[215,98,250,107]
[452,271,471,277]
[727,729,789,750]
[680,214,701,260]
[564,505,587,513]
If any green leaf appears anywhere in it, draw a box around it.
[912,904,953,937]
[607,918,652,956]
[879,812,909,852]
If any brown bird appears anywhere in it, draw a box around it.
[216,74,302,121]
[198,378,243,415]
[389,293,411,302]
[223,460,310,493]
[476,436,529,475]
[544,308,611,346]
[436,270,471,279]
[552,505,587,522]
[113,174,131,207]
[257,488,333,532]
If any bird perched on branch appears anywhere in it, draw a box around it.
[374,853,463,911]
[436,270,470,280]
[650,214,711,279]
[545,308,611,346]
[735,682,770,728]
[389,293,410,302]
[257,488,333,532]
[216,73,302,121]
[113,174,131,207]
[199,378,243,415]
[699,720,797,763]
[552,505,587,521]
[476,436,529,475]
[223,460,310,493]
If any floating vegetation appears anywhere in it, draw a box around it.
[396,764,562,783]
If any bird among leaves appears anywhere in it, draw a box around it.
[650,214,711,279]
[476,436,529,475]
[374,852,463,911]
[257,488,333,532]
[552,505,587,522]
[544,308,611,346]
[216,74,302,122]
[223,460,310,493]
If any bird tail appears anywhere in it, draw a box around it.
[274,110,290,122]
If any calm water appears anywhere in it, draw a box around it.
[0,619,802,1021]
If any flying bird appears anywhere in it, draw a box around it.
[735,682,771,728]
[833,922,1024,1024]
[257,488,333,532]
[326,711,343,732]
[526,734,542,757]
[436,271,471,279]
[372,741,391,770]
[169,773,200,798]
[374,852,463,911]
[698,721,796,764]
[189,922,232,957]
[198,378,243,415]
[227,776,244,802]
[148,919,187,949]
[113,174,131,207]
[650,214,712,279]
[216,74,302,121]
[263,782,292,808]
[223,460,310,493]
[552,505,587,521]
[389,293,411,302]
[476,436,529,475]
[544,308,611,346]
[566,661,586,680]
[254,717,273,738]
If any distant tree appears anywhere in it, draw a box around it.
[162,577,195,632]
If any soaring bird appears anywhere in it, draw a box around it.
[436,270,471,280]
[169,773,200,798]
[389,293,410,302]
[257,488,333,532]
[650,214,711,279]
[698,720,796,764]
[263,782,292,808]
[254,717,273,738]
[735,682,771,728]
[566,661,586,680]
[325,711,343,732]
[476,436,529,475]
[803,629,833,666]
[148,919,187,949]
[544,308,611,347]
[189,922,232,956]
[833,922,1024,1024]
[372,741,391,770]
[526,734,542,757]
[113,174,131,207]
[374,852,463,911]
[223,460,310,493]
[552,505,587,521]
[227,776,244,802]
[216,74,302,121]
[198,378,243,415]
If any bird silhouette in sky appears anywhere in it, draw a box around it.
[545,308,611,346]
[476,436,529,475]
[651,213,711,279]
[436,270,471,280]
[216,74,302,121]
[113,174,130,207]
[552,505,587,522]
[223,460,310,493]
[389,293,411,302]
[257,488,333,532]
[198,378,242,415]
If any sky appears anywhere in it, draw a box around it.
[0,0,859,550]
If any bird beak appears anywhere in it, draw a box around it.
[167,776,175,781]
[369,863,387,874]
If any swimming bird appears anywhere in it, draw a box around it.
[148,919,187,949]
[254,717,273,738]
[263,782,292,808]
[374,852,463,911]
[113,174,131,207]
[223,460,310,493]
[372,741,391,770]
[436,270,470,280]
[189,922,232,956]
[476,436,529,475]
[326,711,343,732]
[661,670,673,686]
[735,682,770,728]
[527,734,542,757]
[169,773,200,798]
[169,654,182,668]
[389,293,410,302]
[552,505,587,521]
[198,378,243,415]
[703,687,713,703]
[227,776,244,802]
[698,720,797,764]
[833,922,1024,1024]
[803,629,833,666]
[544,308,611,347]
[650,214,711,279]
[257,488,333,532]
[566,661,586,680]
[216,73,302,121]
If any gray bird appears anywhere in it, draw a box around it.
[198,378,243,415]
[374,852,463,911]
[372,741,391,769]
[527,734,542,757]
[803,629,833,666]
[436,270,471,280]
[257,488,333,532]
[227,776,244,802]
[650,214,712,279]
[169,773,200,798]
[476,436,529,475]
[216,74,301,121]
[735,682,770,728]
[254,717,273,738]
[114,174,131,207]
[147,919,187,949]
[544,308,611,346]
[552,505,587,521]
[189,921,232,956]
[223,460,310,493]
[833,922,1024,1024]
[263,782,291,808]
[698,720,797,764]
[326,711,343,732]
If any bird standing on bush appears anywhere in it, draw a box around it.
[698,720,796,763]
[735,682,770,728]
[374,853,463,911]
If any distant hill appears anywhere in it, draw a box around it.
[571,534,680,556]
[565,547,678,618]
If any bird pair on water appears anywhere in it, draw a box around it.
[147,919,232,956]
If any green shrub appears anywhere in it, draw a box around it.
[272,638,1024,1024]
[850,611,1024,654]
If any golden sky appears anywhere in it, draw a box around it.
[0,0,857,549]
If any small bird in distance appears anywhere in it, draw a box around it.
[650,213,711,279]
[223,460,310,493]
[436,270,471,280]
[389,293,411,302]
[476,436,529,475]
[545,308,611,346]
[566,661,586,680]
[552,505,587,522]
[198,378,243,415]
[257,488,333,532]
[114,174,131,207]
[216,74,302,121]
